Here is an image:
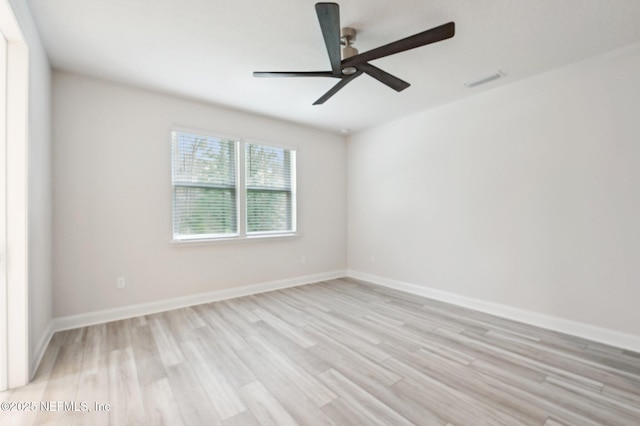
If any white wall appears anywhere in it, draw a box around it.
[53,71,346,317]
[7,0,53,376]
[348,43,640,338]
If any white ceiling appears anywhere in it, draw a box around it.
[27,0,640,133]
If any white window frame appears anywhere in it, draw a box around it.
[171,128,297,244]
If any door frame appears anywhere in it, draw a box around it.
[0,0,30,390]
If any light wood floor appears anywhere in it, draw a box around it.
[2,278,640,425]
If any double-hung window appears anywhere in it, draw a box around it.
[171,130,296,242]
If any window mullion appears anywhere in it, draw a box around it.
[237,140,247,238]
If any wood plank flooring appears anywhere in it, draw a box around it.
[2,278,639,425]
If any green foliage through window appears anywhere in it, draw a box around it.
[172,132,237,238]
[246,144,293,233]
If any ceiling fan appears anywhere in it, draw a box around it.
[253,2,455,105]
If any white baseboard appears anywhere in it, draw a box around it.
[347,270,640,353]
[53,270,347,332]
[31,321,54,379]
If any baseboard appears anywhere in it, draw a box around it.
[52,270,347,332]
[347,270,640,353]
[30,320,54,379]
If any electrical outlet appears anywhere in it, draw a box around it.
[116,277,126,289]
[301,255,307,264]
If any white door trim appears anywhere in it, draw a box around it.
[0,26,7,393]
[0,0,30,390]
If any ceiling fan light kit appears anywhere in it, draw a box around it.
[253,2,455,105]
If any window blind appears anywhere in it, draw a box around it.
[172,131,237,239]
[245,143,295,234]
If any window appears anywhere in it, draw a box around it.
[246,143,294,234]
[171,131,238,239]
[171,130,296,242]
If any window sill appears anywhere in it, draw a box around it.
[170,233,300,247]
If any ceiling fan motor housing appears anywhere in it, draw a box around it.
[341,27,358,74]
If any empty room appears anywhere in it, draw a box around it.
[1,0,640,424]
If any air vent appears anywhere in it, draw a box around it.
[464,71,504,88]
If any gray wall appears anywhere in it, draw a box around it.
[348,43,640,338]
[52,71,347,317]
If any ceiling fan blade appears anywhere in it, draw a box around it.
[313,70,363,105]
[315,3,342,76]
[342,21,455,68]
[253,71,338,78]
[358,63,410,92]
